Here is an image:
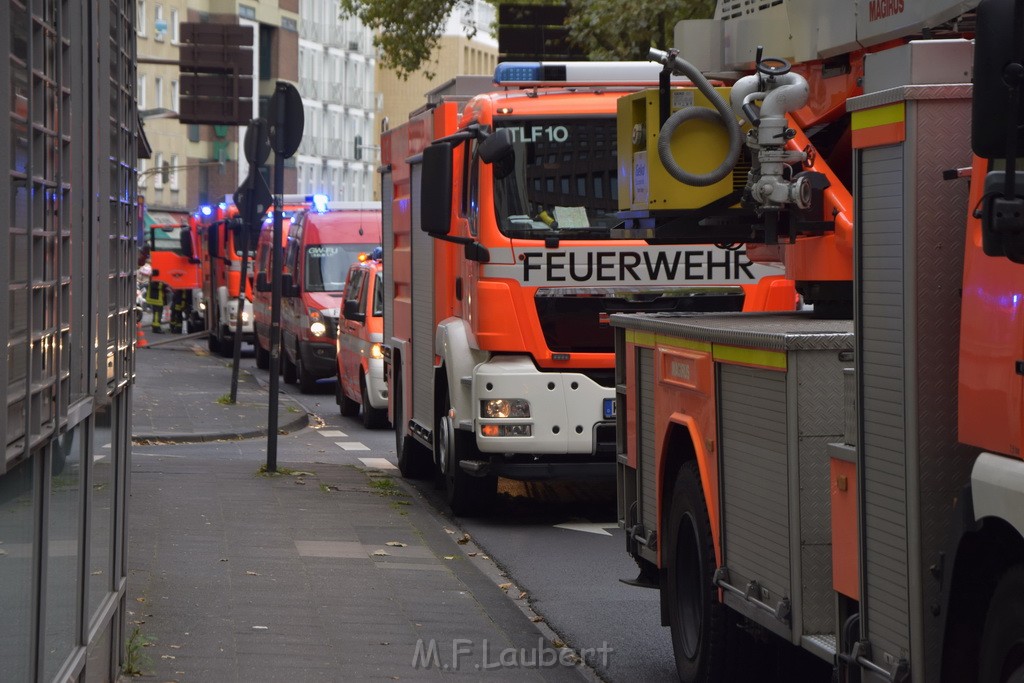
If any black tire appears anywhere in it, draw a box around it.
[666,462,727,683]
[207,330,221,354]
[282,349,297,384]
[979,566,1024,683]
[337,376,359,417]
[394,369,431,479]
[255,338,270,370]
[296,353,318,393]
[360,374,389,429]
[217,326,234,358]
[437,389,496,517]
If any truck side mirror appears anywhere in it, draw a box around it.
[180,229,194,258]
[281,273,301,297]
[480,128,515,180]
[421,142,453,236]
[342,299,365,323]
[255,272,271,292]
[972,0,1024,159]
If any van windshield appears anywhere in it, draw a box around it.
[491,116,621,240]
[304,244,367,292]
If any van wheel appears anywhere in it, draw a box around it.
[394,369,431,479]
[338,375,359,417]
[437,390,496,517]
[979,566,1024,683]
[282,350,297,384]
[360,374,388,429]
[666,462,727,683]
[255,338,270,370]
[296,354,318,393]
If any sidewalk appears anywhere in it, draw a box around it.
[126,335,588,682]
[132,333,308,443]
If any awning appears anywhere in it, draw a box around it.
[144,211,190,229]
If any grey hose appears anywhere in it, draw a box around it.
[649,48,744,187]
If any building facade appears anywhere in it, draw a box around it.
[295,0,378,202]
[374,0,498,198]
[0,1,139,681]
[135,0,300,220]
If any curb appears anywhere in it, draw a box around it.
[131,409,309,445]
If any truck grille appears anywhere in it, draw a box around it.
[535,288,745,353]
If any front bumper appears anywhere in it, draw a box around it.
[472,355,615,456]
[365,357,388,409]
[299,340,338,379]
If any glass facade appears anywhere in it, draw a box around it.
[0,1,138,681]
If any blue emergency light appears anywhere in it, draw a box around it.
[493,61,692,87]
[199,205,213,217]
[312,194,330,213]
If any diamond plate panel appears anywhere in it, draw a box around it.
[610,311,853,351]
[909,95,977,683]
[800,544,835,636]
[794,351,850,438]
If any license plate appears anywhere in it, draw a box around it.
[603,398,616,419]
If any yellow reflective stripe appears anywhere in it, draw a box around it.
[625,330,711,353]
[851,102,905,130]
[712,344,787,370]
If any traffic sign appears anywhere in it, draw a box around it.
[267,82,304,159]
[177,22,254,126]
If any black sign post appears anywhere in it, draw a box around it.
[228,119,272,404]
[265,83,304,473]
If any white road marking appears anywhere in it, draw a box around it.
[358,457,396,469]
[553,522,618,536]
[335,442,371,451]
[319,430,348,438]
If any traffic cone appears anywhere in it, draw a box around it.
[136,319,148,348]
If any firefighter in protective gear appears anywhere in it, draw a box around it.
[169,290,189,334]
[145,280,170,333]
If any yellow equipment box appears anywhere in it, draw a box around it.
[617,87,747,213]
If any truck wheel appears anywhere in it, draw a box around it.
[207,330,221,354]
[979,566,1024,683]
[394,370,430,479]
[296,354,318,393]
[337,378,359,417]
[437,394,496,517]
[255,338,270,370]
[666,462,727,683]
[282,350,297,384]
[217,326,234,358]
[361,374,389,429]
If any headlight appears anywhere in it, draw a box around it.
[370,342,383,360]
[481,399,531,419]
[310,321,327,337]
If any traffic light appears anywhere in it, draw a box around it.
[354,135,362,161]
[178,23,254,126]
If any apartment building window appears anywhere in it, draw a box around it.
[171,80,179,111]
[137,74,146,109]
[137,0,147,36]
[155,5,165,41]
[170,154,179,190]
[170,8,179,43]
[154,152,164,189]
[155,76,163,108]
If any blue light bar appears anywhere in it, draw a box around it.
[312,194,330,213]
[494,63,544,84]
[494,61,694,87]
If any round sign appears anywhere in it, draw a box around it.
[267,82,304,159]
[243,119,271,166]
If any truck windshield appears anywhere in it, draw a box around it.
[492,117,620,240]
[151,226,186,254]
[304,244,367,292]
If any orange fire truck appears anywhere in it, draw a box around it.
[146,221,203,332]
[191,200,256,356]
[383,65,798,515]
[612,0,1024,681]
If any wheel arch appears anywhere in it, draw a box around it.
[942,489,1024,683]
[659,414,721,569]
[434,317,487,433]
